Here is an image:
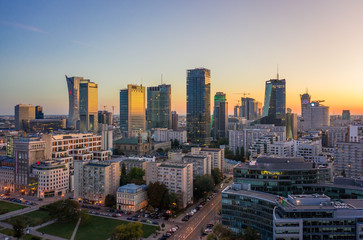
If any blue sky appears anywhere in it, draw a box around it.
[1,0,363,115]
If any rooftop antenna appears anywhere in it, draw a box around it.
[277,64,279,80]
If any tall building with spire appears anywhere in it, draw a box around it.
[66,76,84,129]
[146,84,171,129]
[212,92,228,139]
[186,68,211,145]
[120,84,146,137]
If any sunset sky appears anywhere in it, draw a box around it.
[1,0,363,115]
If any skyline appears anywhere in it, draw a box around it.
[1,1,363,115]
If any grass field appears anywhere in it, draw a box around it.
[0,200,26,214]
[4,209,52,226]
[39,215,158,240]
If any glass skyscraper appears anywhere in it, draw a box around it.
[66,76,84,129]
[79,80,98,133]
[186,68,211,145]
[212,92,228,139]
[261,79,286,125]
[120,84,145,137]
[146,84,171,130]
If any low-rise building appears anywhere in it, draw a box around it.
[113,136,152,156]
[0,156,15,192]
[32,160,69,198]
[267,141,294,157]
[181,154,211,177]
[116,184,148,212]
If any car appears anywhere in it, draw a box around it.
[127,217,132,220]
[132,218,138,221]
[152,221,159,225]
[141,219,147,223]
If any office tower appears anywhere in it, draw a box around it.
[300,92,330,130]
[171,111,178,131]
[35,106,44,119]
[98,111,113,125]
[186,68,211,145]
[66,76,84,129]
[241,97,262,121]
[261,78,286,125]
[79,80,98,133]
[286,108,297,140]
[342,110,351,121]
[14,104,35,131]
[120,84,146,137]
[212,92,228,139]
[233,105,240,117]
[146,84,171,129]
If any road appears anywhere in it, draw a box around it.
[170,192,221,240]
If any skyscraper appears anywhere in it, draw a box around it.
[79,80,98,133]
[171,111,178,131]
[300,92,330,130]
[240,97,262,120]
[120,85,146,137]
[146,84,171,129]
[212,92,228,139]
[14,104,35,131]
[342,110,351,121]
[261,78,286,125]
[98,111,113,125]
[66,76,84,129]
[186,68,211,145]
[286,108,297,140]
[35,106,44,119]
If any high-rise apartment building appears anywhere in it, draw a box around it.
[98,111,113,126]
[191,147,224,172]
[146,84,171,130]
[35,106,44,119]
[286,108,297,140]
[342,110,351,121]
[334,142,363,178]
[212,92,228,139]
[15,104,35,131]
[261,78,286,125]
[120,85,146,137]
[349,125,363,143]
[66,76,84,129]
[186,68,211,145]
[240,97,262,120]
[79,80,98,133]
[171,111,178,131]
[300,92,330,130]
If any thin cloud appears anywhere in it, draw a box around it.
[71,40,92,47]
[0,20,45,33]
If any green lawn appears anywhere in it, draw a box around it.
[0,228,14,236]
[0,200,26,214]
[39,215,157,240]
[4,209,52,227]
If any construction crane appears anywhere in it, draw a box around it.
[100,105,107,111]
[233,92,250,98]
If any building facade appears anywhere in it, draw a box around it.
[186,68,211,145]
[66,76,84,129]
[153,128,187,144]
[261,79,286,125]
[334,142,363,178]
[116,184,148,212]
[15,104,35,131]
[120,84,146,137]
[146,84,171,130]
[79,80,98,133]
[212,92,228,139]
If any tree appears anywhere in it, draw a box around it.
[207,233,218,240]
[47,199,81,223]
[147,182,170,210]
[12,219,25,239]
[110,222,143,240]
[171,139,180,149]
[211,168,223,185]
[127,167,145,185]
[161,223,165,229]
[341,169,346,178]
[193,175,215,200]
[105,194,116,208]
[120,163,128,186]
[243,227,261,240]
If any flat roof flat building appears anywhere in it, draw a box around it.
[15,104,35,131]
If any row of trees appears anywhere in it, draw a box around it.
[207,224,261,240]
[147,182,179,211]
[120,164,146,186]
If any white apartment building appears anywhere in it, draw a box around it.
[74,160,120,203]
[145,161,193,208]
[181,154,211,177]
[334,142,363,178]
[294,139,322,161]
[32,160,69,198]
[191,147,224,172]
[268,141,294,157]
[349,125,363,143]
[116,184,148,212]
[153,128,187,143]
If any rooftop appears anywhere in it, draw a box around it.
[114,138,147,145]
[235,155,315,170]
